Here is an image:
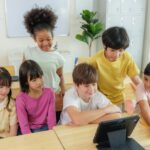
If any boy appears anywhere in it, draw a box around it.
[136,62,150,125]
[89,26,141,111]
[60,63,121,125]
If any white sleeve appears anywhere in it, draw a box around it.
[94,91,111,108]
[63,88,79,110]
[56,52,65,68]
[136,83,148,103]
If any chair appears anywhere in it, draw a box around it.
[2,65,15,76]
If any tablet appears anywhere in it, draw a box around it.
[93,115,140,146]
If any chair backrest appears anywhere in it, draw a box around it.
[76,57,90,65]
[2,65,15,76]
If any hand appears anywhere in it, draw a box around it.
[105,104,121,114]
[124,100,136,115]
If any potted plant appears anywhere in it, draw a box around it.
[75,9,104,56]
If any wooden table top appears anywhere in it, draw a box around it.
[54,121,150,150]
[0,130,64,150]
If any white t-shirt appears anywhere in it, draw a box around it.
[60,87,111,124]
[136,82,150,103]
[24,46,65,92]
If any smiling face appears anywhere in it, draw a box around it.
[104,47,124,62]
[0,86,10,101]
[143,75,150,92]
[34,29,53,52]
[28,76,44,93]
[75,83,97,102]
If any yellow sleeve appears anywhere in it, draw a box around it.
[127,56,140,77]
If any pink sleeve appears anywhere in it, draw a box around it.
[16,96,31,134]
[136,83,148,103]
[47,90,56,129]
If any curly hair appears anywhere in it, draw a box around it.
[24,7,58,35]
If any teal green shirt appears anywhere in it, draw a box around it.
[24,46,65,92]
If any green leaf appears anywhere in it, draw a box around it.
[75,34,89,44]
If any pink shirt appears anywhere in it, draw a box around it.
[16,88,56,134]
[136,82,150,103]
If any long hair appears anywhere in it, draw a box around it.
[0,67,12,111]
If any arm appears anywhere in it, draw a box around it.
[66,104,121,126]
[130,75,142,86]
[16,98,31,134]
[90,113,122,124]
[138,100,150,125]
[56,67,65,96]
[9,102,18,136]
[9,124,18,136]
[47,91,56,129]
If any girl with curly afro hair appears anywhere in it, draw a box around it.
[23,7,65,122]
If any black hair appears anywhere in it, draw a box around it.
[144,62,150,75]
[102,26,129,50]
[72,63,98,86]
[19,60,43,93]
[0,67,12,111]
[24,7,57,36]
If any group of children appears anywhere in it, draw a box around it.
[0,7,150,138]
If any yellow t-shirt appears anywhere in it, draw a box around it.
[89,50,139,104]
[0,97,17,138]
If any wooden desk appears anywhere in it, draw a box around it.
[11,73,73,98]
[54,122,150,150]
[0,130,64,150]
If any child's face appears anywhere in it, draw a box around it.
[75,83,97,102]
[28,77,44,92]
[143,75,150,92]
[104,47,124,62]
[0,86,10,101]
[34,30,53,52]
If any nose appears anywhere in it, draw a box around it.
[43,40,49,46]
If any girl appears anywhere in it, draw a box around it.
[16,60,56,134]
[23,7,65,121]
[0,67,17,138]
[136,62,150,125]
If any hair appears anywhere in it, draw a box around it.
[0,67,12,111]
[72,63,98,86]
[19,60,43,93]
[144,62,150,75]
[102,26,129,50]
[24,7,57,37]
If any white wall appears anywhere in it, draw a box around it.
[0,0,98,73]
[142,0,150,71]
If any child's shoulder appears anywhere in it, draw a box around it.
[43,87,54,95]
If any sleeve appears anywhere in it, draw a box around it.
[94,91,112,108]
[16,96,31,134]
[63,88,79,110]
[9,100,17,126]
[56,52,65,69]
[126,54,140,77]
[136,83,148,103]
[47,90,56,129]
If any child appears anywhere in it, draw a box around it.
[23,7,65,117]
[89,26,141,111]
[16,60,56,134]
[0,67,17,138]
[136,62,150,125]
[60,63,121,125]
